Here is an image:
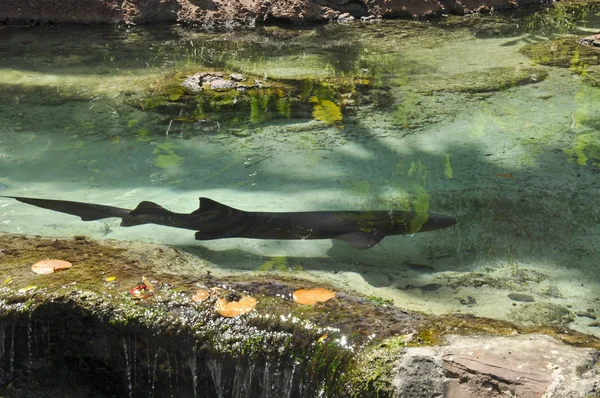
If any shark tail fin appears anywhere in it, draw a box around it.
[120,201,168,227]
[2,196,130,221]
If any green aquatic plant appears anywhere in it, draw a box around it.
[153,141,184,169]
[564,132,600,167]
[310,96,342,125]
[256,256,303,272]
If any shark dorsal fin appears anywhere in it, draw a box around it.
[336,231,384,250]
[192,197,231,215]
[130,201,167,216]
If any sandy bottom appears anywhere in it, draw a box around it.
[1,22,599,337]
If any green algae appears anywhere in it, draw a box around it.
[345,336,407,397]
[256,256,303,272]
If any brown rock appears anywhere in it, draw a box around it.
[394,334,600,397]
[0,0,557,26]
[579,33,600,47]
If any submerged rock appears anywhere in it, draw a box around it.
[181,72,256,93]
[508,302,575,327]
[579,33,600,47]
[407,66,548,94]
[508,292,535,302]
[520,36,600,68]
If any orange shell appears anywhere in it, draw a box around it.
[31,259,72,275]
[191,289,210,303]
[215,296,257,317]
[293,288,335,305]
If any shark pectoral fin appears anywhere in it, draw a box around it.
[120,217,143,227]
[130,201,167,216]
[336,232,384,250]
[193,197,232,215]
[194,231,219,241]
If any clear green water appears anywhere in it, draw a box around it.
[1,9,600,336]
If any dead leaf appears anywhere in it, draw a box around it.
[215,294,257,317]
[129,283,153,300]
[31,259,72,275]
[495,173,513,178]
[142,276,155,292]
[293,288,335,305]
[192,289,209,303]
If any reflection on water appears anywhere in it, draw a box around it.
[1,11,600,337]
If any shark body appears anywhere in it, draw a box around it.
[3,196,456,249]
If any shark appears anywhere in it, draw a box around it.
[2,196,456,249]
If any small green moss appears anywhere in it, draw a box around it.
[366,296,394,307]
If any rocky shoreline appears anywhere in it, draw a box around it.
[0,0,557,26]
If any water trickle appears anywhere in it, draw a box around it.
[34,320,41,358]
[272,358,282,395]
[232,363,255,398]
[0,322,5,378]
[46,320,50,352]
[231,362,241,396]
[188,354,197,398]
[146,346,151,385]
[261,361,271,398]
[174,353,180,396]
[207,358,224,398]
[283,362,297,398]
[132,336,137,393]
[245,363,255,397]
[122,338,133,398]
[9,320,15,375]
[166,352,174,398]
[150,349,160,398]
[27,313,32,367]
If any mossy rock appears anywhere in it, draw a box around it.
[135,71,372,132]
[520,37,600,68]
[407,66,548,94]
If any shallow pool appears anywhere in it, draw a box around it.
[2,8,600,336]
